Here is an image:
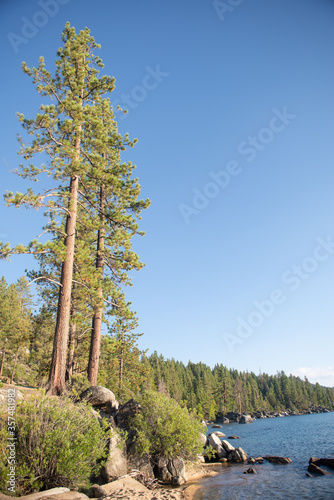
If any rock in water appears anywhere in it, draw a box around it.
[264,456,292,464]
[244,467,257,474]
[239,415,253,424]
[213,431,226,437]
[209,433,222,449]
[308,463,331,475]
[309,457,334,470]
[229,447,247,463]
[221,440,235,453]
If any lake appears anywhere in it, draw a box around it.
[194,412,334,500]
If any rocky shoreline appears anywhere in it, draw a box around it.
[1,386,333,500]
[211,403,334,425]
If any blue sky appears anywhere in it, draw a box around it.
[1,0,334,386]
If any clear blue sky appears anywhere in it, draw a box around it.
[1,0,334,386]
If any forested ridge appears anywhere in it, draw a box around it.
[1,275,333,420]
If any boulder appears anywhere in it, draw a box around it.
[0,388,24,405]
[216,445,227,459]
[239,415,253,424]
[228,435,241,439]
[308,463,331,475]
[0,488,70,500]
[154,456,186,485]
[226,411,241,422]
[228,447,247,463]
[221,440,235,453]
[127,452,155,482]
[208,434,227,459]
[244,467,257,474]
[99,477,148,495]
[309,457,334,470]
[213,431,226,438]
[100,430,127,482]
[248,457,256,464]
[0,492,88,500]
[198,432,207,446]
[212,424,223,428]
[114,399,141,432]
[209,433,223,450]
[87,485,108,498]
[264,456,292,464]
[79,386,116,407]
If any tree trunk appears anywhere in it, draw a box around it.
[10,347,20,385]
[0,338,7,377]
[87,185,105,386]
[66,316,77,383]
[119,347,124,397]
[47,174,80,395]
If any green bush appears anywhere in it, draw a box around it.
[0,394,109,495]
[131,391,204,461]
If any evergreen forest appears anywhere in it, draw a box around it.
[1,275,333,421]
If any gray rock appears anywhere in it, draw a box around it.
[244,467,257,474]
[127,452,155,482]
[0,388,24,405]
[198,432,207,446]
[216,444,227,459]
[100,430,127,481]
[264,456,292,464]
[239,415,253,424]
[221,440,235,453]
[155,456,186,485]
[0,491,88,500]
[308,463,331,475]
[213,431,226,438]
[228,447,247,463]
[228,435,241,439]
[209,433,223,450]
[309,457,334,470]
[87,485,108,498]
[79,386,116,406]
[114,399,141,432]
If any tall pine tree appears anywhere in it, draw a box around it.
[0,24,149,394]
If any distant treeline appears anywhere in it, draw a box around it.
[1,276,333,419]
[142,352,334,419]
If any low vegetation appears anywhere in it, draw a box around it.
[130,391,204,461]
[0,395,110,495]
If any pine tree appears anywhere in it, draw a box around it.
[0,277,33,382]
[1,24,149,394]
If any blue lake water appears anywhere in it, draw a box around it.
[194,412,334,500]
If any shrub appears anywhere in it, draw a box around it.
[0,394,109,495]
[131,391,204,461]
